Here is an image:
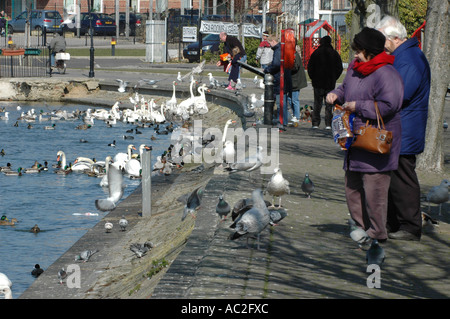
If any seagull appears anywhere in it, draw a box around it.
[228,189,271,250]
[119,215,128,231]
[31,264,44,278]
[95,163,124,212]
[207,72,219,88]
[266,168,290,207]
[116,79,128,93]
[130,241,154,258]
[366,239,385,268]
[57,268,67,284]
[301,173,315,198]
[74,249,99,262]
[181,186,203,221]
[177,71,182,82]
[426,179,449,215]
[105,221,113,233]
[216,194,231,221]
[0,273,12,299]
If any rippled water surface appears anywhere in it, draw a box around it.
[0,101,172,298]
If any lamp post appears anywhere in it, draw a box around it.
[87,0,95,78]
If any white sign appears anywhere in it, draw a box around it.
[183,26,197,42]
[200,21,262,38]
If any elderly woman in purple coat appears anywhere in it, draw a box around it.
[326,27,404,244]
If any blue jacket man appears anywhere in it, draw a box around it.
[377,16,431,241]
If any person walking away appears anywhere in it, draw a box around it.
[256,31,273,69]
[326,27,404,244]
[216,32,247,79]
[288,41,308,125]
[376,16,431,241]
[308,35,343,129]
[49,30,66,67]
[263,34,292,131]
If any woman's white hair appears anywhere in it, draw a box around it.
[375,16,407,40]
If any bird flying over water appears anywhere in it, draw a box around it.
[95,163,124,212]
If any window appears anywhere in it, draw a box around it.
[321,0,332,10]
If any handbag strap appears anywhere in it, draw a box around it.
[374,101,386,130]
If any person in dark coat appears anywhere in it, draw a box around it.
[264,34,292,130]
[288,42,308,123]
[307,35,343,129]
[376,16,431,241]
[326,27,404,242]
[216,32,247,82]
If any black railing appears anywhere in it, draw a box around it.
[0,46,49,78]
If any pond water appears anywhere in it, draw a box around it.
[0,101,173,298]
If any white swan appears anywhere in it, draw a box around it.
[0,272,12,299]
[222,119,236,144]
[194,84,209,115]
[124,144,150,177]
[166,81,178,110]
[178,78,196,112]
[100,156,112,187]
[114,144,136,169]
[72,157,95,172]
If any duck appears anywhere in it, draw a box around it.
[31,264,44,278]
[30,224,41,233]
[23,162,42,173]
[0,162,12,172]
[44,123,56,130]
[4,167,23,176]
[108,140,116,147]
[0,218,18,226]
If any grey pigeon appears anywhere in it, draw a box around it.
[366,240,385,267]
[443,119,448,131]
[130,241,154,258]
[426,179,449,215]
[231,197,272,223]
[225,146,263,174]
[181,187,203,221]
[31,264,44,278]
[75,249,99,262]
[58,267,67,284]
[266,168,290,207]
[229,189,271,250]
[216,194,231,220]
[268,207,288,225]
[301,173,315,198]
[119,215,128,231]
[348,219,370,247]
[95,163,124,212]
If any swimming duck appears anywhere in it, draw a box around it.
[0,162,12,172]
[4,167,22,176]
[31,264,44,278]
[0,218,18,226]
[30,224,41,233]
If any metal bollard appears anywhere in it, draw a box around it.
[264,74,274,125]
[141,147,152,217]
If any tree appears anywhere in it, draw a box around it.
[416,0,449,172]
[398,0,428,36]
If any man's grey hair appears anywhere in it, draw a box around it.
[375,16,408,40]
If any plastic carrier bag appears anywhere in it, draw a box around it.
[332,104,355,150]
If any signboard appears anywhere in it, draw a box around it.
[200,21,262,38]
[183,26,197,42]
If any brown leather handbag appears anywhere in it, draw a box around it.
[351,101,393,154]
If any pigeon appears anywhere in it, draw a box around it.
[301,173,315,198]
[225,146,264,174]
[130,241,154,258]
[116,79,128,93]
[266,168,290,207]
[348,219,370,248]
[366,239,385,268]
[426,179,449,215]
[119,215,128,231]
[181,187,203,221]
[75,249,99,262]
[443,119,448,131]
[95,163,124,212]
[105,221,113,233]
[216,194,231,220]
[228,189,271,250]
[57,267,67,284]
[231,197,272,224]
[268,206,288,226]
[31,264,44,278]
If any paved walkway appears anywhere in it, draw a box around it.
[19,57,450,301]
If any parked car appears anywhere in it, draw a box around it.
[7,10,64,34]
[183,33,221,63]
[109,12,138,36]
[62,13,115,36]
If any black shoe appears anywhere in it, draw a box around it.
[388,230,420,241]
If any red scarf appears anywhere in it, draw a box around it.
[353,51,395,76]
